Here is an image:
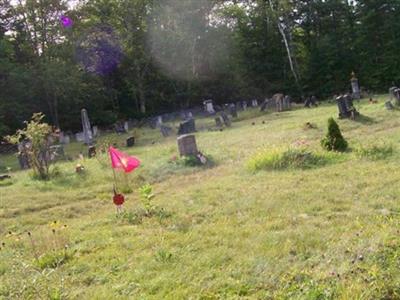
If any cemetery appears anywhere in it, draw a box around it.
[2,0,400,298]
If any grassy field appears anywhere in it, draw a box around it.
[2,96,400,299]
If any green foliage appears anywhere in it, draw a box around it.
[7,113,53,180]
[247,147,330,171]
[355,143,394,161]
[119,210,143,225]
[321,118,348,152]
[35,250,73,270]
[138,184,156,215]
[155,249,173,263]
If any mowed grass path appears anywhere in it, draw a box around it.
[2,97,400,299]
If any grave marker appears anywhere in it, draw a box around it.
[178,119,196,135]
[177,134,198,156]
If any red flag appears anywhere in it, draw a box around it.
[109,146,140,173]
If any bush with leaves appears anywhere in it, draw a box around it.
[139,184,156,216]
[7,113,53,179]
[321,118,348,152]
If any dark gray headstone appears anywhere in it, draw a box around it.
[220,111,231,127]
[336,96,348,118]
[88,145,96,158]
[215,117,223,127]
[260,99,269,112]
[160,125,173,137]
[126,136,135,147]
[229,104,238,118]
[178,119,196,135]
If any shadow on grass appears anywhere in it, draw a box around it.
[353,114,376,125]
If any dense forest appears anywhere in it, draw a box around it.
[1,0,400,135]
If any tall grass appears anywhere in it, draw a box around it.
[247,147,339,171]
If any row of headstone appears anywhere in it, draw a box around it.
[304,96,318,108]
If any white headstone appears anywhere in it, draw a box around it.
[203,100,215,114]
[63,135,70,144]
[81,109,93,144]
[75,132,84,142]
[156,116,163,127]
[124,121,129,132]
[252,99,258,107]
[92,126,99,137]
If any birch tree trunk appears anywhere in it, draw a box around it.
[267,0,301,90]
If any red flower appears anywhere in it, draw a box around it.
[113,193,125,206]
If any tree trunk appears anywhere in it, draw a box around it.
[267,0,301,91]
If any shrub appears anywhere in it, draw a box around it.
[321,118,348,152]
[138,184,156,215]
[6,113,53,180]
[36,250,73,270]
[355,143,394,160]
[247,147,328,171]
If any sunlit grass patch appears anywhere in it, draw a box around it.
[247,147,341,171]
[354,142,395,161]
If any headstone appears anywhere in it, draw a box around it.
[92,126,99,137]
[187,112,193,119]
[350,72,361,99]
[81,108,93,145]
[220,111,231,127]
[310,96,317,106]
[88,145,96,158]
[0,174,11,181]
[203,100,215,114]
[242,101,247,110]
[260,99,269,112]
[177,134,198,157]
[215,117,223,127]
[49,145,65,161]
[75,132,84,142]
[160,125,173,137]
[124,121,129,132]
[178,119,196,135]
[337,94,359,119]
[252,99,258,107]
[283,95,292,110]
[17,142,30,170]
[63,135,70,144]
[385,101,394,110]
[58,131,64,144]
[156,116,163,127]
[236,101,242,111]
[336,96,348,118]
[126,136,135,147]
[229,104,238,118]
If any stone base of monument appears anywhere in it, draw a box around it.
[177,134,198,157]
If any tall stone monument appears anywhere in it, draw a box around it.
[81,109,93,145]
[351,71,361,100]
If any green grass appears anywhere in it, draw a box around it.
[2,96,400,299]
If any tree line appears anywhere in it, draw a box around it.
[1,0,400,135]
